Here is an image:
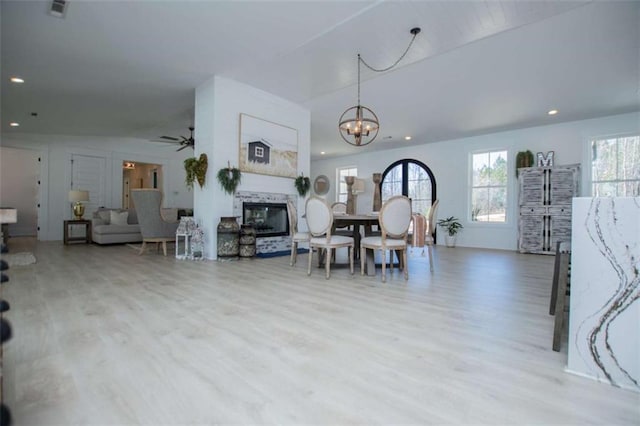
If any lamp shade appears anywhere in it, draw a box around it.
[352,178,365,194]
[0,208,18,224]
[68,190,89,203]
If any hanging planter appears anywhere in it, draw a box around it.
[184,154,208,190]
[217,161,242,195]
[515,150,534,177]
[294,174,311,197]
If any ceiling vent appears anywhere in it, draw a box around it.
[49,0,68,18]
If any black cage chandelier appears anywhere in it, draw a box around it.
[339,27,421,147]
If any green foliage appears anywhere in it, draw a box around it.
[515,150,534,177]
[184,154,208,190]
[294,175,311,197]
[437,216,464,236]
[216,166,242,194]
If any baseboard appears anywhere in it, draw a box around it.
[256,248,309,258]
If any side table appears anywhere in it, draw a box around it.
[64,220,92,245]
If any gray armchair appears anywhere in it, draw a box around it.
[131,189,179,256]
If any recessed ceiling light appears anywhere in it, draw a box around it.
[9,122,20,127]
[404,136,412,141]
[320,151,325,155]
[10,77,24,83]
[548,109,558,115]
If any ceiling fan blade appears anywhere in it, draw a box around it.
[176,144,189,152]
[149,139,178,144]
[159,136,180,141]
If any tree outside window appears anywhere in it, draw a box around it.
[471,150,508,222]
[591,136,640,196]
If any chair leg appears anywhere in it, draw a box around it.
[349,245,354,275]
[307,245,313,276]
[360,246,365,275]
[290,242,297,266]
[428,245,434,272]
[403,249,409,280]
[381,249,386,283]
[139,241,147,255]
[390,250,394,272]
[162,241,167,256]
[325,248,331,279]
[553,252,570,351]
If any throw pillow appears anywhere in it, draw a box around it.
[110,210,129,226]
[97,210,111,224]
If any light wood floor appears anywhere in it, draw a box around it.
[1,238,638,425]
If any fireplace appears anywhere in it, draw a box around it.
[243,202,289,238]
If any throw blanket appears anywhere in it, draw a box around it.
[412,213,426,248]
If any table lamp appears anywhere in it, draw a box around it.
[68,190,89,219]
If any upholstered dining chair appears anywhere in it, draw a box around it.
[425,199,439,272]
[286,199,310,266]
[330,201,360,256]
[131,189,179,256]
[306,197,354,279]
[360,195,412,282]
[331,202,347,214]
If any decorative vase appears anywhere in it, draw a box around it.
[217,217,239,258]
[345,176,356,214]
[190,225,204,259]
[372,173,382,212]
[239,224,257,258]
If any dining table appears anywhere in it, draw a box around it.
[330,213,403,276]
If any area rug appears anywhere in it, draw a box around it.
[2,252,36,267]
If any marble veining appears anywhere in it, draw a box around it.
[569,197,640,391]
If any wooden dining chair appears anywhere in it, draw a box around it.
[425,199,439,272]
[286,199,309,266]
[360,195,412,282]
[306,197,354,279]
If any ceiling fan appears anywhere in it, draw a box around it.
[154,126,195,151]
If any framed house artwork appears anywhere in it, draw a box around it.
[239,113,298,178]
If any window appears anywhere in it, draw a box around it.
[336,166,357,202]
[255,146,264,158]
[381,159,436,216]
[470,150,508,222]
[591,135,640,196]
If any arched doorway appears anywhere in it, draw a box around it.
[380,158,436,216]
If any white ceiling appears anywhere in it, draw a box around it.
[2,1,638,159]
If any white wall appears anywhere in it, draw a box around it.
[0,133,194,240]
[0,147,40,236]
[194,76,311,259]
[311,112,639,251]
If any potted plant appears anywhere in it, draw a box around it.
[515,150,534,177]
[437,216,463,247]
[216,161,242,195]
[184,153,208,190]
[294,174,311,197]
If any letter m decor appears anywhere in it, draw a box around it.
[537,151,554,167]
